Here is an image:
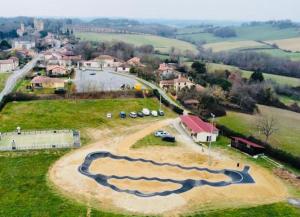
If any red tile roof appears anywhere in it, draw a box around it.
[180,115,218,133]
[232,137,265,149]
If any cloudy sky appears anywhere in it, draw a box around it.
[2,0,300,21]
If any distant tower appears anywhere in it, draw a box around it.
[34,18,44,32]
[17,22,26,37]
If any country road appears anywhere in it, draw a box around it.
[0,55,41,103]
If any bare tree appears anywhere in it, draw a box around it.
[257,116,278,143]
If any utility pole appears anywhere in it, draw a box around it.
[208,113,215,166]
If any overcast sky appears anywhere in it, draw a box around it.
[2,0,300,21]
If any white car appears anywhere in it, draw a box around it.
[142,108,150,116]
[151,110,158,117]
[154,130,169,137]
[129,112,137,118]
[106,113,112,118]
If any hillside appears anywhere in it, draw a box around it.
[75,32,198,54]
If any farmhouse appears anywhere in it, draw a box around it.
[0,57,19,72]
[82,60,102,69]
[31,76,65,89]
[231,137,265,156]
[180,115,218,142]
[46,65,68,76]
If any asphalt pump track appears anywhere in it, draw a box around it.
[78,151,255,197]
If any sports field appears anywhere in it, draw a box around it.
[76,32,198,54]
[0,130,74,148]
[49,119,289,216]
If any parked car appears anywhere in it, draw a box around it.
[106,113,112,118]
[158,110,165,116]
[162,135,176,143]
[129,112,137,118]
[119,112,126,119]
[151,110,158,117]
[154,130,169,137]
[137,112,144,117]
[142,108,150,116]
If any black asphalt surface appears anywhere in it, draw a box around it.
[78,151,255,197]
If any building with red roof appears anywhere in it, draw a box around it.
[180,115,219,142]
[231,137,265,156]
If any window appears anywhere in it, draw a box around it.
[207,136,212,142]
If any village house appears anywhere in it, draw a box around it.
[159,75,195,92]
[180,115,219,143]
[13,40,36,50]
[116,63,131,72]
[157,63,179,79]
[127,57,141,66]
[0,57,19,72]
[82,60,102,70]
[46,65,68,77]
[94,55,123,68]
[31,76,65,89]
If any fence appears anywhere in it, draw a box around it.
[0,129,81,151]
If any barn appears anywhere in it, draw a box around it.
[231,137,265,156]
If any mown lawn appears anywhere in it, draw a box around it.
[217,105,300,156]
[76,32,198,54]
[0,73,10,91]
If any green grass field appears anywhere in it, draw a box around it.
[279,95,300,106]
[0,73,10,91]
[246,48,300,61]
[217,105,300,156]
[206,63,300,87]
[176,24,300,44]
[132,133,177,149]
[0,98,175,133]
[76,32,198,54]
[203,40,269,52]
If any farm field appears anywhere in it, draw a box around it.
[267,37,300,52]
[206,63,300,87]
[203,40,269,52]
[76,32,198,54]
[279,95,300,106]
[248,48,300,61]
[217,105,300,156]
[0,73,10,92]
[176,24,300,44]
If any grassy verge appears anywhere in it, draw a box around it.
[191,202,300,217]
[132,134,177,149]
[0,73,10,91]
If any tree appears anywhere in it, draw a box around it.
[0,40,12,50]
[191,61,206,74]
[250,71,264,82]
[257,116,278,143]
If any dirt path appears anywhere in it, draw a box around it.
[48,118,288,216]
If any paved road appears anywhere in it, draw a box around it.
[111,71,185,110]
[0,55,41,102]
